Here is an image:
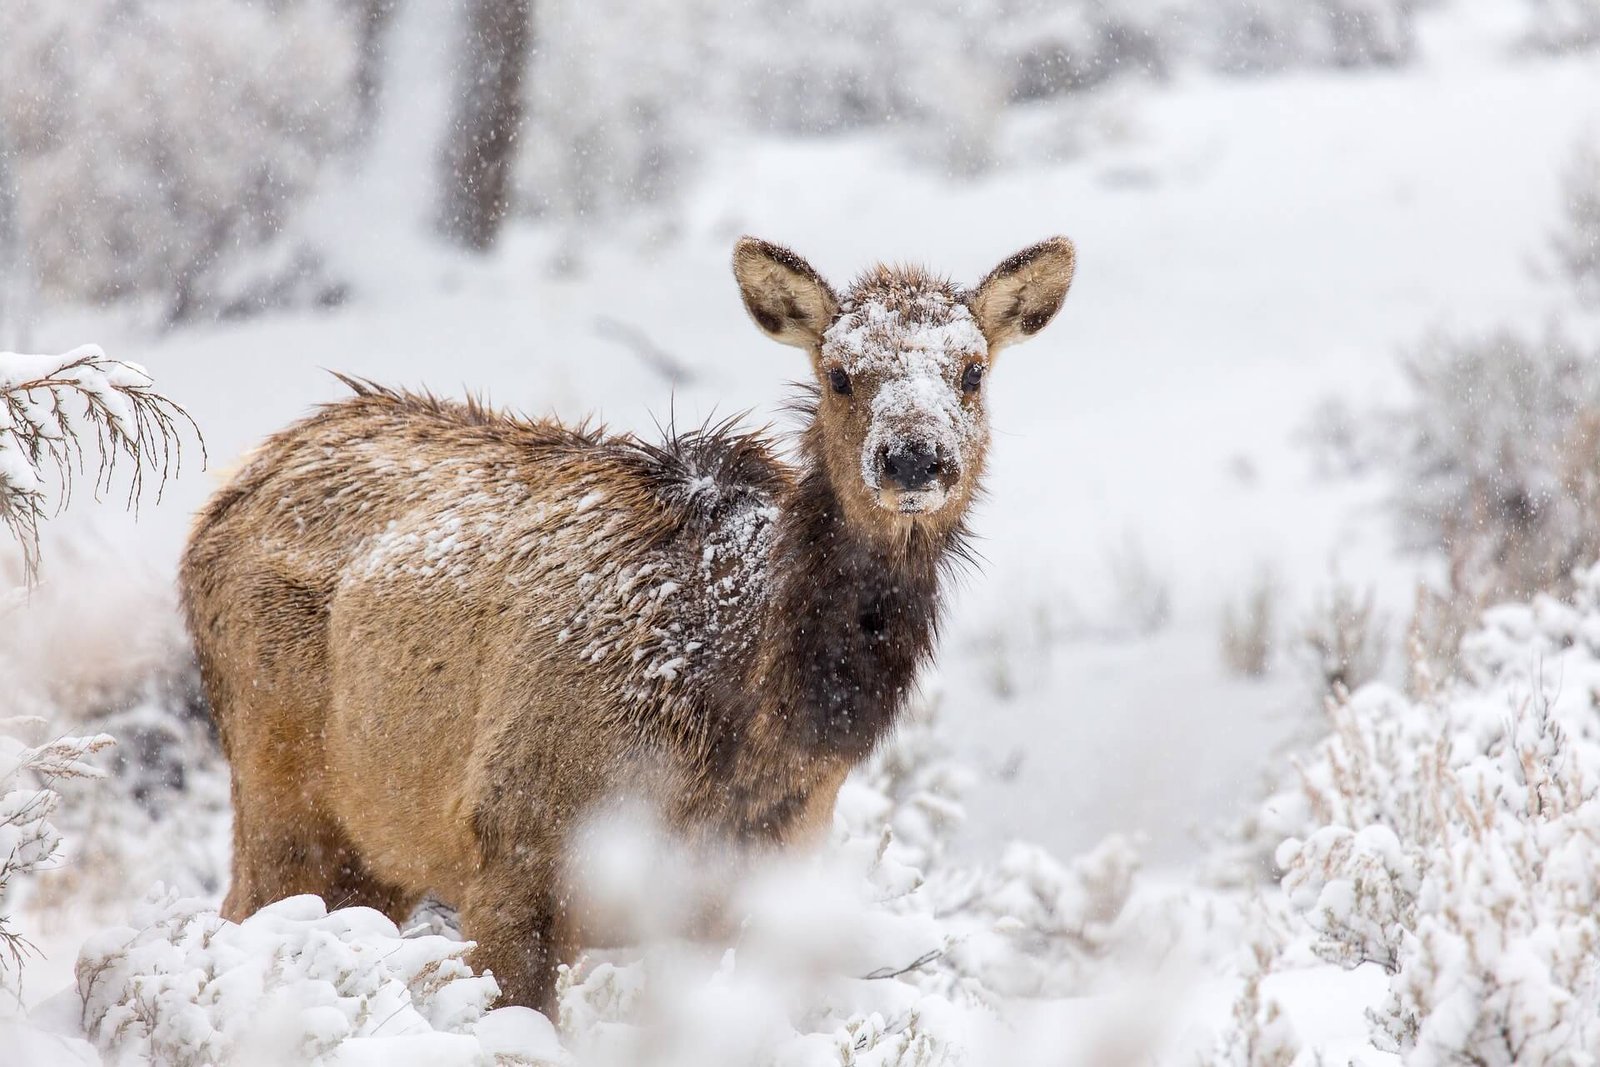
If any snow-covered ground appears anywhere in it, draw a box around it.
[5,2,1600,1063]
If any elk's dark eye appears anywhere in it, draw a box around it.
[828,367,852,396]
[962,363,984,394]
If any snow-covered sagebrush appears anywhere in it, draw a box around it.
[0,0,357,319]
[60,694,1178,1066]
[1264,565,1600,1063]
[543,697,1172,1065]
[0,725,114,1000]
[1390,327,1600,605]
[77,893,564,1067]
[1523,0,1600,52]
[33,677,230,920]
[522,0,706,228]
[1555,134,1600,305]
[1199,0,1414,73]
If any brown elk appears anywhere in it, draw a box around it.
[179,236,1076,1011]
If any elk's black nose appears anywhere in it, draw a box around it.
[881,444,942,491]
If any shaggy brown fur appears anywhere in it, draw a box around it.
[180,236,1076,1012]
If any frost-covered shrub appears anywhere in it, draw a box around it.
[550,695,1172,1064]
[1199,0,1414,74]
[53,690,1172,1064]
[1301,326,1600,684]
[0,518,223,912]
[35,672,229,915]
[1523,0,1600,51]
[521,0,705,226]
[1265,566,1600,1063]
[715,0,919,136]
[0,0,358,320]
[1296,578,1387,696]
[1204,933,1301,1067]
[1554,135,1600,304]
[1392,326,1600,606]
[1221,565,1279,677]
[1316,0,1417,66]
[989,0,1174,101]
[0,725,113,999]
[521,0,1189,225]
[76,892,564,1065]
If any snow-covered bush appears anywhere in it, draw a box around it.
[520,0,1187,226]
[1523,0,1600,51]
[1199,0,1415,74]
[1554,135,1600,305]
[77,892,564,1065]
[0,522,224,917]
[0,725,114,1001]
[985,0,1174,102]
[1265,565,1600,1063]
[1391,326,1600,606]
[34,673,229,917]
[0,346,196,1010]
[0,0,358,320]
[1296,578,1388,697]
[522,0,706,228]
[63,691,1176,1065]
[553,695,1168,1064]
[1221,565,1279,677]
[1204,930,1301,1067]
[0,346,197,583]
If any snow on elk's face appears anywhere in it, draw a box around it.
[732,236,1077,532]
[819,285,988,516]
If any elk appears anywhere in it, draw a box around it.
[179,235,1077,1011]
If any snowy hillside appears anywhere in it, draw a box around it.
[3,0,1600,1063]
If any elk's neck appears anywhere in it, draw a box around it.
[758,455,968,762]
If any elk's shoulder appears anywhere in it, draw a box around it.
[600,417,791,530]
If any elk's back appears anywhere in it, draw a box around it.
[180,384,788,892]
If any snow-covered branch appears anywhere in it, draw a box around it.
[0,345,200,583]
[0,724,114,998]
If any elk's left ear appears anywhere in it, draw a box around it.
[733,237,840,349]
[968,237,1077,351]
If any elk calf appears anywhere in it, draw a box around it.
[180,236,1076,1011]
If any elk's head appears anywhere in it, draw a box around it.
[733,236,1076,538]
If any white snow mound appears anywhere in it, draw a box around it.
[75,892,565,1066]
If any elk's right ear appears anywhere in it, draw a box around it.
[732,237,840,349]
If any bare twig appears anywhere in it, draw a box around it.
[861,947,944,981]
[594,316,699,386]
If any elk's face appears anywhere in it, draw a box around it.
[816,287,989,517]
[733,236,1077,534]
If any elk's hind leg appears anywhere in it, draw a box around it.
[222,775,420,923]
[461,861,573,1014]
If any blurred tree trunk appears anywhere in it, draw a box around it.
[0,128,29,349]
[350,0,397,137]
[437,0,533,251]
[0,142,14,336]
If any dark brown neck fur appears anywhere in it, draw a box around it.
[758,429,972,762]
